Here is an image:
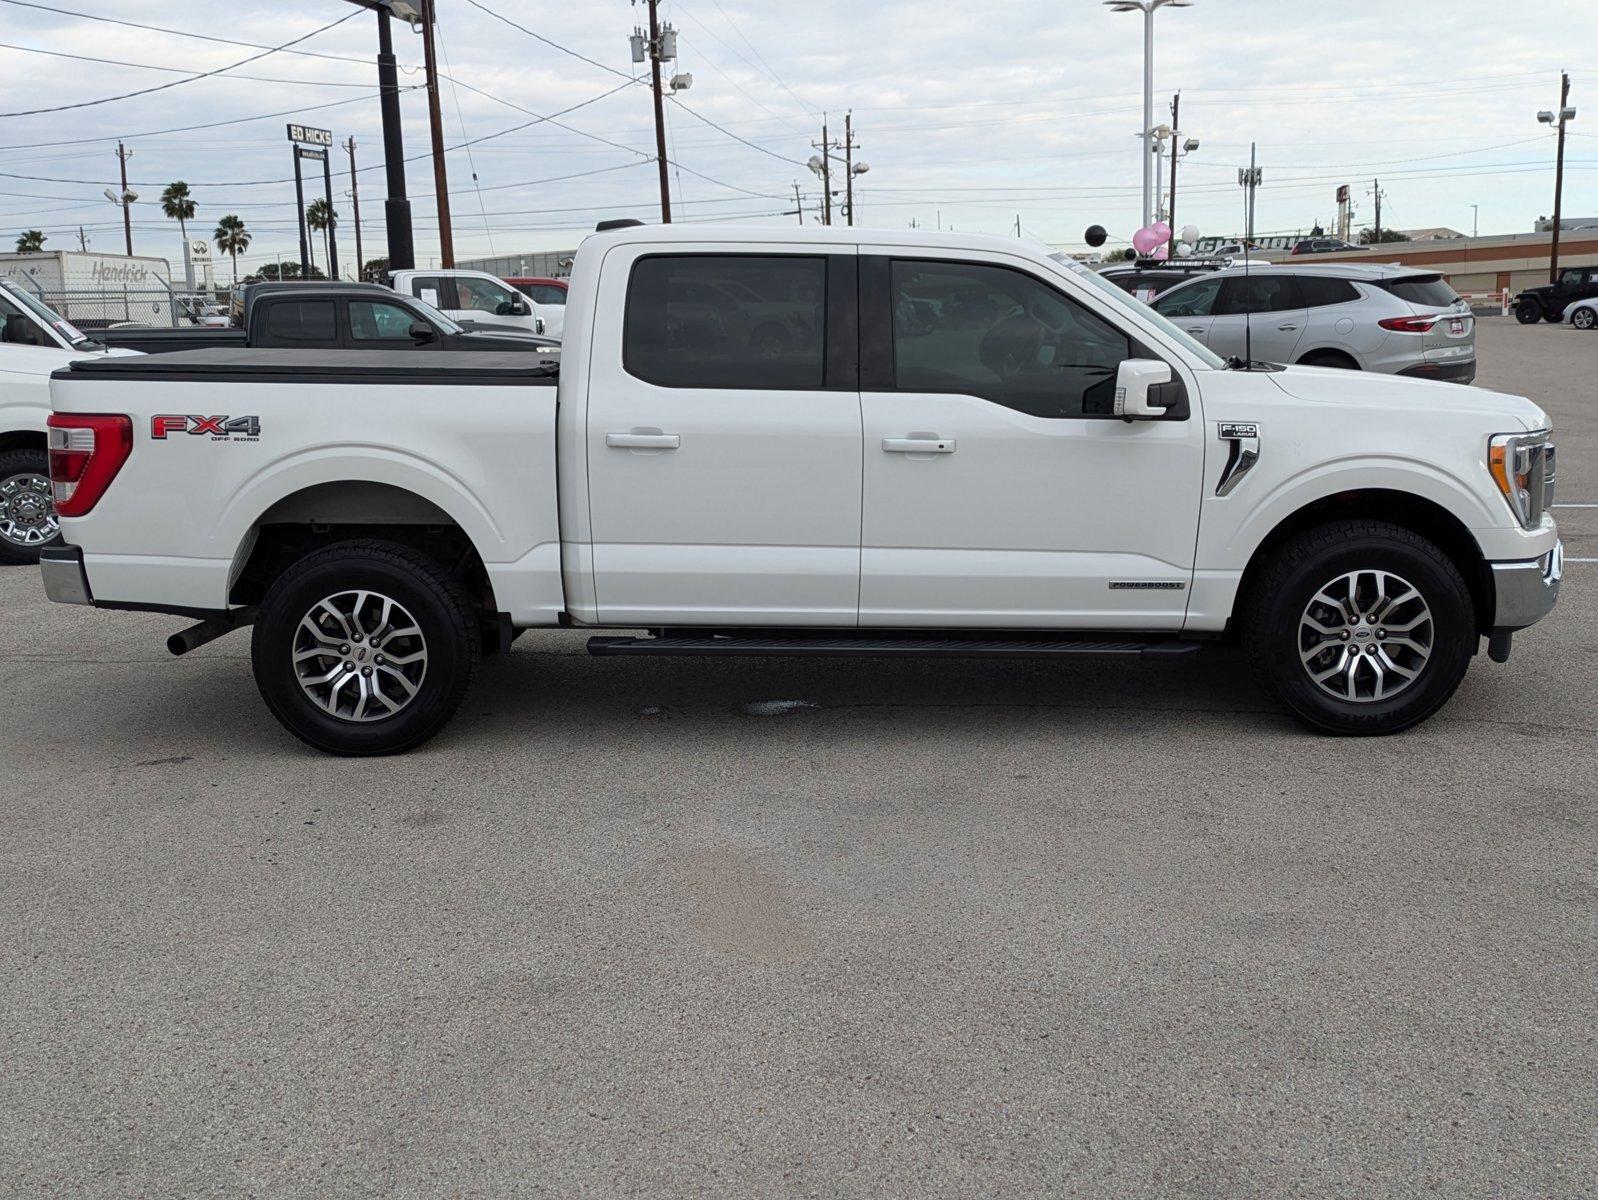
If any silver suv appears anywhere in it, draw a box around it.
[1150,263,1476,383]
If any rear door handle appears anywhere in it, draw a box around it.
[606,432,680,450]
[882,437,955,454]
[1277,324,1299,331]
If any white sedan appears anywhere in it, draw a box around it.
[1563,298,1597,330]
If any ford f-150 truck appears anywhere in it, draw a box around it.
[39,225,1561,754]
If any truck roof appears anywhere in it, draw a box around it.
[579,222,1054,259]
[56,346,558,385]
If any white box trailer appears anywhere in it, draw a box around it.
[0,251,177,329]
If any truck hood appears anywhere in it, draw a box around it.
[1267,364,1550,433]
[0,344,140,379]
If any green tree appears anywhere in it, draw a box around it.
[1358,227,1411,245]
[213,214,251,284]
[160,181,197,244]
[361,256,390,283]
[244,261,325,284]
[305,199,337,275]
[14,229,45,253]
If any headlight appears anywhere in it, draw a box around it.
[1488,430,1555,529]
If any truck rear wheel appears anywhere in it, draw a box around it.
[0,447,61,566]
[1242,520,1475,735]
[251,540,480,755]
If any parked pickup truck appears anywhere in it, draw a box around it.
[0,279,140,563]
[101,283,561,356]
[40,225,1561,754]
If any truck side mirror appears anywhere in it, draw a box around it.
[409,322,437,343]
[1113,359,1177,419]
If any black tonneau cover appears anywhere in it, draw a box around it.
[56,347,558,386]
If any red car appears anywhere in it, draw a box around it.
[504,276,568,307]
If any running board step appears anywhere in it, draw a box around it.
[587,634,1203,660]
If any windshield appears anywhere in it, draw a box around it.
[402,292,463,334]
[1048,253,1225,368]
[0,281,92,347]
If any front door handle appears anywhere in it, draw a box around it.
[606,431,680,450]
[882,436,956,454]
[1277,323,1299,331]
[1186,327,1205,335]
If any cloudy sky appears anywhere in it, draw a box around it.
[0,0,1592,274]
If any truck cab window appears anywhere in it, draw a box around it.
[408,276,453,309]
[349,301,424,341]
[890,259,1130,418]
[0,295,49,348]
[261,300,337,344]
[624,254,826,389]
[456,277,518,315]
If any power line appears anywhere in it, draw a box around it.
[0,0,412,68]
[459,0,634,81]
[666,94,807,165]
[0,11,361,117]
[0,40,376,88]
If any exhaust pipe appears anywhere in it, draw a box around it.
[167,607,257,657]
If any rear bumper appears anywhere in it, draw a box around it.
[1399,358,1476,384]
[39,544,92,606]
[1490,541,1562,631]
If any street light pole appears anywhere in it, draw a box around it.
[373,4,415,271]
[1105,0,1192,230]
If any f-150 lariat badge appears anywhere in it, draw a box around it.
[1215,422,1260,496]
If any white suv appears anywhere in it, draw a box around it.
[1151,263,1476,383]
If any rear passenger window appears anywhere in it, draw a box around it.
[624,255,826,389]
[261,300,336,344]
[1299,277,1361,308]
[1217,276,1303,315]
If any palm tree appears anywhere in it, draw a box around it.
[213,214,251,285]
[14,229,45,253]
[160,181,197,244]
[305,199,336,276]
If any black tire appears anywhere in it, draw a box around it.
[251,540,480,755]
[1543,309,1563,324]
[0,446,61,566]
[1297,350,1360,370]
[1514,300,1542,325]
[1571,308,1596,331]
[1242,520,1475,736]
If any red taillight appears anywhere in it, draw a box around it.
[47,413,132,517]
[1378,315,1440,333]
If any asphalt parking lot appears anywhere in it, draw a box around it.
[1,316,1594,1197]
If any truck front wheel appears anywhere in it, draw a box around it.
[1514,299,1542,324]
[1242,521,1475,735]
[251,540,480,755]
[0,447,61,566]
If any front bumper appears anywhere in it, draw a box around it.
[39,544,92,606]
[1490,541,1562,631]
[1399,358,1477,385]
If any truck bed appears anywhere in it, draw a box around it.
[99,328,246,354]
[57,346,560,384]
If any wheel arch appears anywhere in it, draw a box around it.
[1295,347,1360,369]
[0,428,46,455]
[1232,489,1492,636]
[226,479,498,618]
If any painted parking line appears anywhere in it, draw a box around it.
[1554,504,1598,509]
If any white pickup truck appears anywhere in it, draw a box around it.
[389,267,556,339]
[40,225,1561,754]
[0,279,137,563]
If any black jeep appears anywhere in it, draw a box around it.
[1514,265,1598,324]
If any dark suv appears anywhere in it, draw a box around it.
[1290,237,1360,255]
[1514,266,1598,324]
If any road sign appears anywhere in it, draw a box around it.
[287,124,333,147]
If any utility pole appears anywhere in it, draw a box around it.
[1372,177,1383,243]
[418,0,453,266]
[844,111,856,226]
[814,118,835,226]
[347,136,364,280]
[1167,92,1180,255]
[792,181,804,226]
[373,4,414,270]
[77,225,87,252]
[1548,71,1573,283]
[1238,144,1262,248]
[646,0,672,222]
[116,142,133,256]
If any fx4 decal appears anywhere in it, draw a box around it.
[151,415,261,441]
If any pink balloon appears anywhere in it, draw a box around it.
[1151,221,1172,241]
[1150,243,1170,261]
[1131,226,1162,255]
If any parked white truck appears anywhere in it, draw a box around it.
[40,225,1560,754]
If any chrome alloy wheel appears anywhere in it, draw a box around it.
[292,590,428,723]
[0,472,58,548]
[1298,569,1434,703]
